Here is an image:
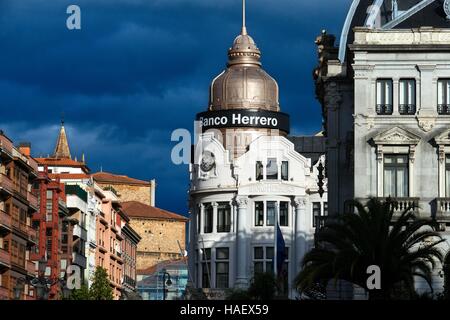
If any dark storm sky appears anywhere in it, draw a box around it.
[0,0,351,216]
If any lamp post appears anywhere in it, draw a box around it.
[161,269,172,301]
[13,259,71,300]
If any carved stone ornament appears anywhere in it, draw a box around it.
[235,196,248,208]
[293,197,307,209]
[416,116,436,133]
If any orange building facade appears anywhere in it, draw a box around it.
[0,133,39,300]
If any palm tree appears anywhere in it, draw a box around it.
[295,198,445,300]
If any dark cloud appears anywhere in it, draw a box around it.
[0,0,351,215]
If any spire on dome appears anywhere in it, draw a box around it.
[242,0,247,35]
[53,120,72,159]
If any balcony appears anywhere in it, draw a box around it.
[376,104,393,115]
[26,260,36,275]
[0,174,14,195]
[0,286,9,300]
[73,224,88,241]
[27,192,39,211]
[0,133,13,153]
[26,225,38,244]
[72,252,87,269]
[0,249,10,268]
[375,197,420,217]
[0,210,11,232]
[399,104,416,115]
[438,104,450,115]
[436,198,450,222]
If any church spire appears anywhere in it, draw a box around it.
[53,120,72,159]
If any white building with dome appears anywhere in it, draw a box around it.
[188,1,327,299]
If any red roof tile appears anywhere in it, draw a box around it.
[36,157,88,168]
[93,172,150,186]
[121,201,188,221]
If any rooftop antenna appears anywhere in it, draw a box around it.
[242,0,247,35]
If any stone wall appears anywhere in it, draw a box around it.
[96,182,153,206]
[129,218,186,271]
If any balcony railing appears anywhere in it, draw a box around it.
[0,249,10,267]
[376,104,393,115]
[0,133,14,157]
[0,286,9,300]
[26,260,36,275]
[375,197,420,216]
[436,198,450,222]
[438,104,450,115]
[0,174,14,194]
[27,192,39,210]
[26,226,38,244]
[0,210,11,230]
[399,104,416,115]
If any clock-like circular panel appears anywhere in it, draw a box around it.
[200,151,216,172]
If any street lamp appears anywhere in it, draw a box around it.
[161,269,172,301]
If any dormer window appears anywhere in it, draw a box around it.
[256,161,263,181]
[281,161,289,181]
[266,158,278,180]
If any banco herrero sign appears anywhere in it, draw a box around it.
[196,109,290,133]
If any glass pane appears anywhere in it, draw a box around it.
[266,247,274,259]
[254,262,264,274]
[266,201,276,226]
[384,168,396,197]
[396,168,408,197]
[266,262,274,274]
[446,168,450,198]
[377,80,382,105]
[281,161,289,181]
[216,273,229,289]
[203,248,211,261]
[256,161,263,181]
[438,80,444,105]
[280,202,288,226]
[266,158,278,180]
[216,262,228,273]
[408,80,415,105]
[255,202,264,226]
[217,203,230,233]
[254,247,263,259]
[399,80,405,105]
[216,248,229,260]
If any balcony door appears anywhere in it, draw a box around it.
[384,155,409,198]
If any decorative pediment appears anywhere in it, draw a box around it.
[434,129,450,146]
[372,127,421,145]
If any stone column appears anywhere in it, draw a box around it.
[199,203,205,235]
[235,196,249,288]
[212,202,218,233]
[293,197,307,276]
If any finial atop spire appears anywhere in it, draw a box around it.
[242,0,247,35]
[53,120,71,159]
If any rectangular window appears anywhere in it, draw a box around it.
[215,248,229,289]
[255,202,264,227]
[446,155,450,198]
[279,202,289,226]
[312,202,321,228]
[376,79,393,114]
[384,155,409,198]
[438,79,450,115]
[266,158,278,180]
[204,204,213,234]
[323,202,328,217]
[399,79,416,115]
[217,203,231,233]
[253,246,274,275]
[266,201,276,226]
[201,248,211,289]
[256,161,263,181]
[281,161,289,181]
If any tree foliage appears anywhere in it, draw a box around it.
[295,198,445,300]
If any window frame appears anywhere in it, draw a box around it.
[376,79,393,115]
[383,154,409,198]
[399,79,416,115]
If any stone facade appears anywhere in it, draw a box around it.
[315,1,450,296]
[129,218,186,270]
[98,183,153,207]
